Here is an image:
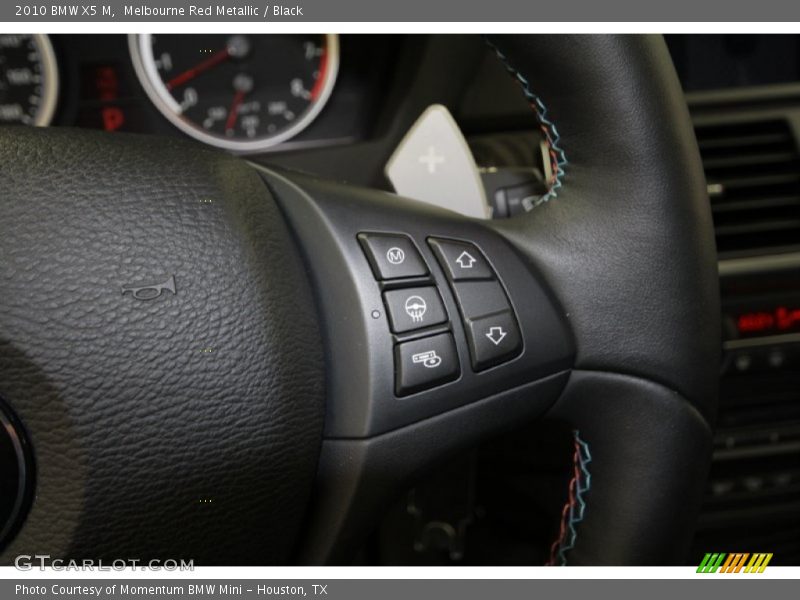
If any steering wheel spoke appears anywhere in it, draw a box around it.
[262,168,574,438]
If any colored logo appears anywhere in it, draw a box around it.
[697,553,773,573]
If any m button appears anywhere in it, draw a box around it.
[358,233,429,280]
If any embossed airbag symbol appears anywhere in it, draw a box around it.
[121,275,177,301]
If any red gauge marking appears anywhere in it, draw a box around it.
[309,46,328,102]
[101,107,125,132]
[225,89,246,133]
[166,48,231,91]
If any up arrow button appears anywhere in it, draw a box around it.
[455,251,477,269]
[428,238,493,281]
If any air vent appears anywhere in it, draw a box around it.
[690,367,800,566]
[695,119,800,255]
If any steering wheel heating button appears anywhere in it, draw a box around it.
[383,287,447,333]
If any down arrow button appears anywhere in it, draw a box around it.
[486,326,508,346]
[465,311,522,371]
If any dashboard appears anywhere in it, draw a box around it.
[2,33,799,565]
[1,34,401,155]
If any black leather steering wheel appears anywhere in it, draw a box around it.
[0,34,718,566]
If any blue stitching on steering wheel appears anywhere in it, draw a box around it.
[486,40,568,208]
[556,431,592,565]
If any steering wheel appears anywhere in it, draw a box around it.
[0,35,719,566]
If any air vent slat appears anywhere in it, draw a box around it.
[698,132,790,151]
[695,119,800,254]
[707,172,800,189]
[711,196,800,213]
[703,151,797,170]
[715,219,800,236]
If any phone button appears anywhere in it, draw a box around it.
[395,332,459,396]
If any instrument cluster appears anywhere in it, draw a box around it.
[0,34,396,154]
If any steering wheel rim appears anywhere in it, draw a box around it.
[483,35,720,564]
[0,34,718,566]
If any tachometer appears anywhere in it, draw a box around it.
[0,34,58,126]
[129,34,339,152]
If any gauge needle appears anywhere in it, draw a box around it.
[309,47,328,102]
[166,48,231,91]
[225,89,246,135]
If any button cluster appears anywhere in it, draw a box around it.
[359,233,459,396]
[359,233,523,397]
[429,238,522,371]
